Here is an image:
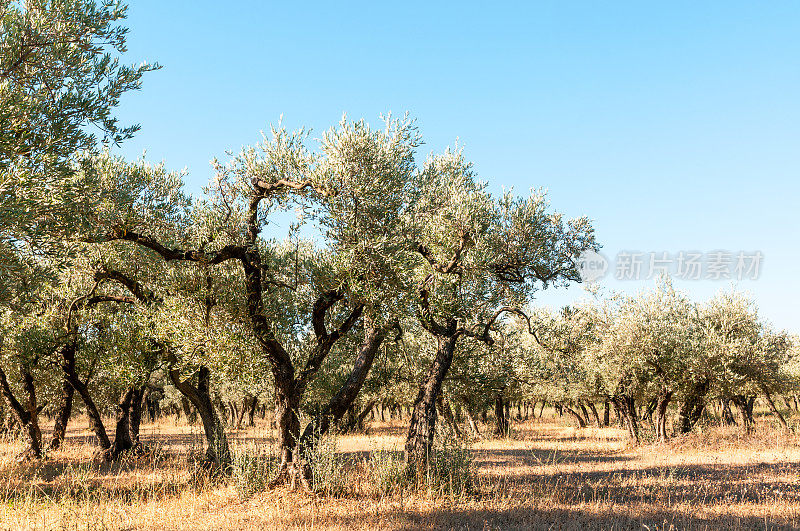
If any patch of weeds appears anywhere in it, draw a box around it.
[306,431,352,497]
[407,426,475,499]
[231,443,279,499]
[368,449,407,496]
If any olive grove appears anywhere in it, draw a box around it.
[2,1,798,495]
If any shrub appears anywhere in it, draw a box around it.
[368,449,407,496]
[231,443,279,498]
[423,427,475,498]
[305,431,352,496]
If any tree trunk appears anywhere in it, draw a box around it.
[169,365,231,469]
[576,402,590,426]
[733,395,756,431]
[0,365,42,460]
[494,393,509,436]
[563,405,587,428]
[603,400,610,427]
[128,386,145,447]
[247,396,258,427]
[721,399,737,426]
[59,343,111,451]
[273,373,301,469]
[405,331,458,470]
[654,390,673,442]
[340,400,377,433]
[49,372,74,450]
[678,379,710,434]
[299,321,389,449]
[539,400,546,418]
[761,387,790,431]
[613,395,639,443]
[111,387,135,457]
[587,402,602,427]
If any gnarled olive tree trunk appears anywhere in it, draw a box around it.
[110,386,147,457]
[59,342,111,452]
[721,399,737,426]
[733,394,756,431]
[405,330,458,470]
[760,386,790,431]
[494,393,510,436]
[49,372,74,450]
[654,389,673,442]
[563,405,587,428]
[612,395,639,443]
[0,365,42,460]
[299,321,391,449]
[678,379,710,434]
[169,365,231,469]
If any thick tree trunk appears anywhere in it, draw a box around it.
[169,366,231,469]
[57,343,111,451]
[494,393,509,436]
[654,390,673,442]
[613,395,640,443]
[129,386,145,446]
[274,375,301,469]
[721,399,737,426]
[0,365,42,460]
[247,396,258,427]
[539,400,546,418]
[111,387,135,456]
[678,379,710,434]
[563,405,587,428]
[109,385,146,458]
[64,371,111,450]
[49,372,74,450]
[299,322,389,449]
[733,395,756,431]
[405,332,458,470]
[578,406,592,426]
[587,402,602,427]
[603,400,610,427]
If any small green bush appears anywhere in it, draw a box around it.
[368,449,407,496]
[306,431,352,496]
[423,427,474,498]
[231,444,279,498]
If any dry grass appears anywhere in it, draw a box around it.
[0,413,798,530]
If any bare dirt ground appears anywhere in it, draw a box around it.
[1,414,798,530]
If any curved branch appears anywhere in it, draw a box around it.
[87,228,245,265]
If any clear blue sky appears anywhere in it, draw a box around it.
[114,1,800,331]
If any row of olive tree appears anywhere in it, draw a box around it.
[507,278,797,443]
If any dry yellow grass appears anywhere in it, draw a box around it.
[0,414,798,530]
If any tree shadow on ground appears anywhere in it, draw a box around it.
[264,505,799,530]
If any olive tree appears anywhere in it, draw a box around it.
[85,116,423,484]
[0,0,156,284]
[403,150,597,468]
